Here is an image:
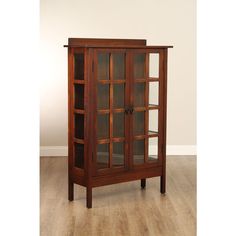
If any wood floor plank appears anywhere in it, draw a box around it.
[40,156,196,236]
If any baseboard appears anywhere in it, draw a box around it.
[40,146,68,157]
[40,145,196,157]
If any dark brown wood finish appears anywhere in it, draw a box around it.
[66,38,172,208]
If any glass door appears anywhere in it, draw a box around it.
[131,50,162,167]
[94,50,128,175]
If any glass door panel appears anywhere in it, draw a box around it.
[149,53,159,78]
[97,84,109,109]
[148,137,158,162]
[74,53,84,80]
[97,143,109,169]
[113,142,124,167]
[134,83,145,107]
[133,53,146,79]
[149,82,159,106]
[95,51,127,172]
[97,53,109,80]
[133,111,145,136]
[113,84,125,108]
[113,112,124,137]
[97,114,109,139]
[113,53,125,80]
[133,139,145,164]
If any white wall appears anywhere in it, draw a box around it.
[40,0,196,154]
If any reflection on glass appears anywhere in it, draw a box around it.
[148,137,158,162]
[74,84,84,109]
[134,53,145,79]
[149,53,159,78]
[97,144,109,169]
[97,84,109,109]
[98,53,109,80]
[74,53,84,80]
[133,139,145,164]
[113,112,124,137]
[149,110,158,133]
[134,83,145,107]
[149,82,159,106]
[97,114,109,139]
[113,142,124,167]
[113,84,124,108]
[133,111,145,135]
[113,53,125,80]
[75,114,84,139]
[74,143,84,168]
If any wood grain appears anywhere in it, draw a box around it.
[40,156,196,236]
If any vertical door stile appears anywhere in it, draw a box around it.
[109,53,113,169]
[158,49,164,164]
[145,52,149,164]
[93,50,98,175]
[128,51,134,169]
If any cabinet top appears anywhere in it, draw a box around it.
[64,38,173,49]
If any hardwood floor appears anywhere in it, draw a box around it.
[40,156,196,236]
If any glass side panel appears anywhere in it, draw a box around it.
[134,53,145,79]
[74,53,84,80]
[97,53,109,80]
[97,114,109,139]
[149,53,159,78]
[97,84,109,110]
[113,142,124,167]
[133,139,145,164]
[74,114,84,139]
[148,137,158,162]
[113,84,125,109]
[74,84,84,109]
[149,82,159,106]
[74,143,84,168]
[134,83,145,107]
[97,144,109,169]
[149,110,158,133]
[113,112,124,137]
[133,111,145,136]
[113,53,125,80]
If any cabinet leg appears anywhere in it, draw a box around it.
[141,179,146,189]
[160,175,166,194]
[68,180,74,201]
[86,187,92,209]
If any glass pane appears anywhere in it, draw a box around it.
[149,82,159,106]
[113,112,124,137]
[97,84,109,110]
[97,144,109,169]
[149,110,158,133]
[113,142,124,167]
[113,84,124,108]
[134,83,145,107]
[74,143,84,168]
[148,137,158,162]
[149,53,159,78]
[133,111,145,136]
[74,84,84,109]
[133,139,145,164]
[134,53,145,79]
[74,53,84,80]
[97,53,109,80]
[97,114,109,139]
[74,114,84,139]
[113,53,125,80]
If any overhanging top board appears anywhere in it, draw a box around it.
[67,38,147,47]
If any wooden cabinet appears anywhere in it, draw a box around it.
[64,38,173,208]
